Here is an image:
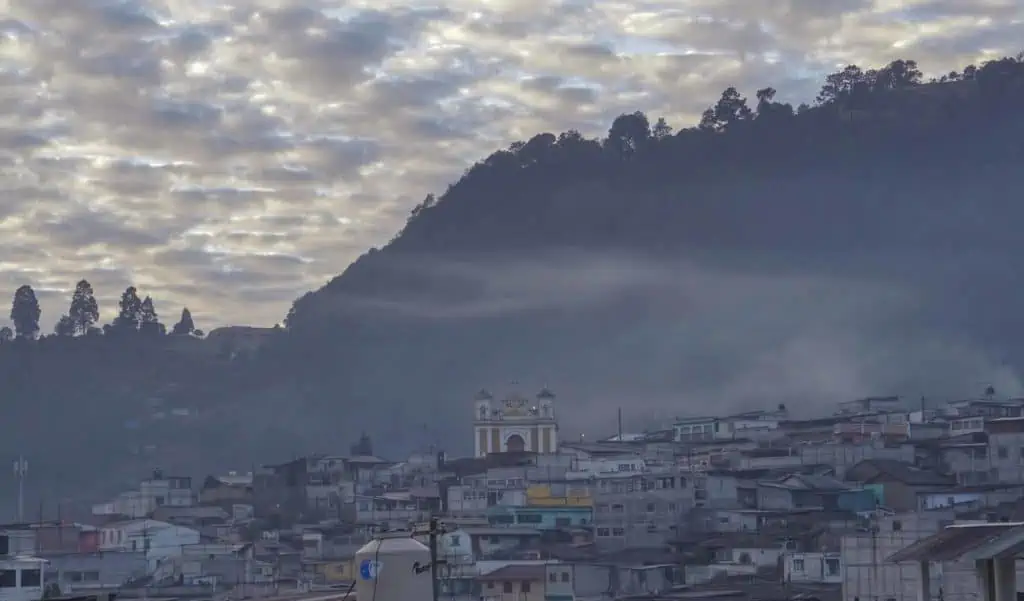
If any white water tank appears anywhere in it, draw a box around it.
[354,532,432,601]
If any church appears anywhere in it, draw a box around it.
[473,387,559,456]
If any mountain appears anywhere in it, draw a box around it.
[2,55,1024,512]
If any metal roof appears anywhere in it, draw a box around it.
[887,523,1024,563]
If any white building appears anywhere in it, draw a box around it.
[784,551,843,583]
[98,520,199,570]
[473,387,559,456]
[91,472,193,518]
[0,556,47,601]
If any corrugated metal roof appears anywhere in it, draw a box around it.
[887,523,1024,563]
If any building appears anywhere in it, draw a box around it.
[486,506,591,531]
[0,555,46,601]
[97,519,199,569]
[592,470,691,549]
[477,563,546,601]
[474,388,559,456]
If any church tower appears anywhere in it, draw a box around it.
[473,386,559,457]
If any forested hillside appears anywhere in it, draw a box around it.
[2,55,1023,511]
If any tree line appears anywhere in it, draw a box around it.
[1,280,203,342]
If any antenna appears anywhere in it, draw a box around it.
[617,408,623,440]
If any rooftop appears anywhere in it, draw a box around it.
[887,523,1024,563]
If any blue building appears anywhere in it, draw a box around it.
[486,505,592,530]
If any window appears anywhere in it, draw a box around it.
[892,520,903,532]
[998,446,1009,459]
[449,535,461,547]
[503,582,513,593]
[561,572,570,582]
[0,571,16,588]
[825,558,840,576]
[549,572,557,583]
[612,528,625,536]
[20,570,41,587]
[646,503,656,512]
[792,559,805,571]
[522,581,531,593]
[597,528,610,537]
[612,504,624,513]
[669,503,677,511]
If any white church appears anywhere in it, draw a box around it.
[473,387,559,457]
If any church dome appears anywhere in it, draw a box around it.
[474,388,493,401]
[537,387,555,400]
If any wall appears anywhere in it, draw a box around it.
[800,443,915,479]
[757,486,795,510]
[526,485,591,507]
[0,532,35,556]
[479,577,544,601]
[0,557,45,601]
[544,564,574,601]
[487,506,591,531]
[840,511,951,601]
[785,552,842,583]
[988,432,1024,483]
[42,551,148,591]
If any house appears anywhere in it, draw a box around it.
[544,563,574,601]
[459,527,542,559]
[304,558,356,584]
[151,505,230,528]
[784,551,842,583]
[837,396,904,415]
[198,474,253,505]
[477,563,546,601]
[757,474,876,512]
[845,459,956,511]
[673,416,725,442]
[41,551,148,592]
[573,563,682,597]
[486,506,591,531]
[97,520,199,569]
[0,555,47,601]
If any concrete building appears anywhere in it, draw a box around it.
[592,469,691,549]
[840,510,952,601]
[886,522,1024,601]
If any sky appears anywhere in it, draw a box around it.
[0,0,1021,331]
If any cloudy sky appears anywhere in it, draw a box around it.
[0,0,1021,331]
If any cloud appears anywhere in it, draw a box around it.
[306,250,1022,438]
[0,0,1020,334]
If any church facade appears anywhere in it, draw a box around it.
[473,387,558,457]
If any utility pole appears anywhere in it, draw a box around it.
[413,518,446,601]
[13,457,27,523]
[428,517,440,601]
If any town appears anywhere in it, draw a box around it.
[3,386,1024,601]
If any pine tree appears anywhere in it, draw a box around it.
[0,326,12,343]
[10,285,41,339]
[140,297,164,335]
[54,315,76,337]
[68,279,99,335]
[113,286,143,331]
[171,307,195,336]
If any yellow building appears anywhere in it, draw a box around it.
[526,485,592,507]
[474,387,559,456]
[306,558,356,583]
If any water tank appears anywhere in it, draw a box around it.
[354,532,432,601]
